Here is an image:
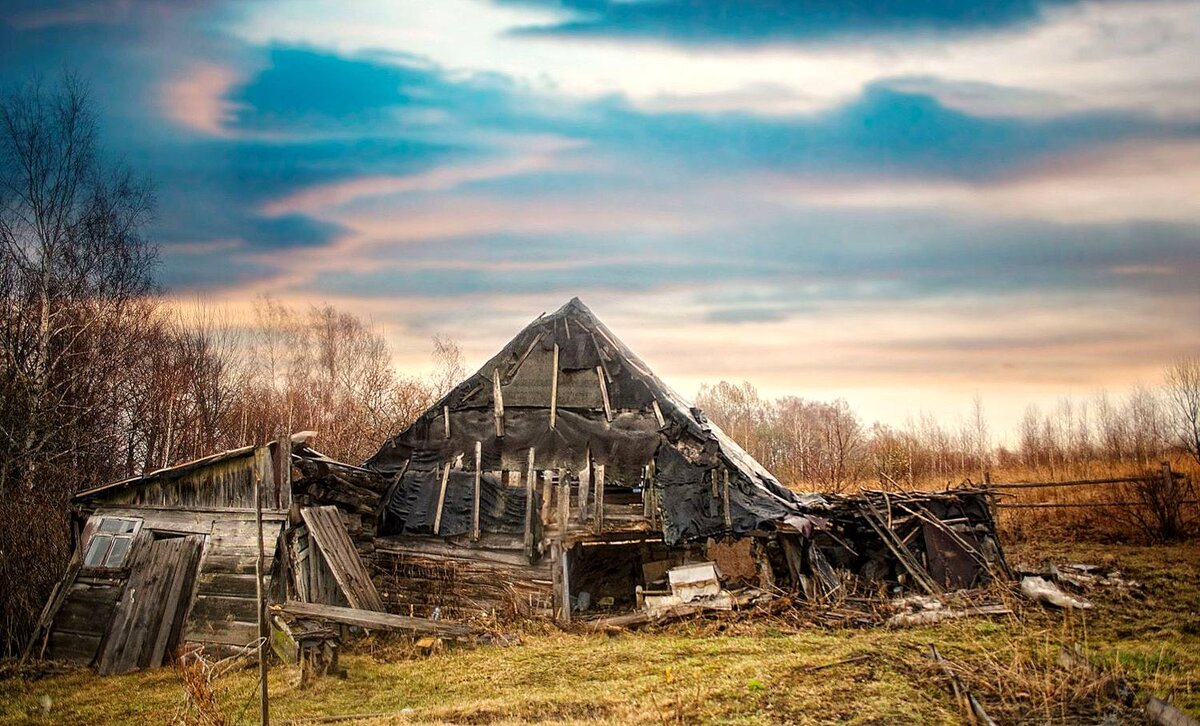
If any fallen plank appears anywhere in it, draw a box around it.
[929,643,998,726]
[276,601,470,637]
[886,604,1011,628]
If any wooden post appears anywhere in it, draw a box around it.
[577,448,590,520]
[593,464,605,532]
[433,462,451,535]
[722,468,732,529]
[472,442,482,541]
[541,470,553,525]
[596,366,612,422]
[652,399,665,428]
[560,544,571,624]
[646,458,657,526]
[558,468,570,531]
[443,406,451,439]
[255,443,270,726]
[524,448,536,560]
[492,367,505,437]
[549,344,559,430]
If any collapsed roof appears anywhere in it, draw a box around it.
[367,297,822,545]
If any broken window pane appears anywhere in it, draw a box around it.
[98,518,137,534]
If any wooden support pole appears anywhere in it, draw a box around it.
[492,367,505,438]
[443,406,451,439]
[549,343,559,430]
[652,399,665,428]
[472,442,482,541]
[577,448,590,520]
[561,544,571,624]
[433,462,451,535]
[596,366,612,422]
[558,468,570,530]
[722,468,732,529]
[593,464,605,532]
[255,443,271,726]
[541,470,553,525]
[524,448,536,560]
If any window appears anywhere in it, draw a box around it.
[83,517,140,568]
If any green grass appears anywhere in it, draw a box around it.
[1,541,1197,725]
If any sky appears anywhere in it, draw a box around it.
[1,0,1198,438]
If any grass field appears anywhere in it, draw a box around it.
[1,540,1196,725]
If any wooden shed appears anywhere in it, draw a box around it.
[27,441,293,674]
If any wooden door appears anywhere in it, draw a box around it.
[97,534,204,674]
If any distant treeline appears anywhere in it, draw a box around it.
[695,372,1200,493]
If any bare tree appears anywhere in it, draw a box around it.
[0,73,156,653]
[1165,356,1200,467]
[431,334,465,396]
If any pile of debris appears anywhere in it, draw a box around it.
[803,488,1011,599]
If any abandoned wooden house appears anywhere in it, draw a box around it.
[29,296,1009,673]
[349,297,834,622]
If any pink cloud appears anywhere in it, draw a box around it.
[159,63,242,136]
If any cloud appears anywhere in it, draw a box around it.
[230,0,1200,120]
[767,139,1200,224]
[502,0,1075,45]
[160,63,243,135]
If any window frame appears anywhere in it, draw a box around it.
[81,516,142,571]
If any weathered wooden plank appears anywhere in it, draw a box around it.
[201,554,259,575]
[524,448,536,561]
[593,464,605,532]
[301,506,385,611]
[472,442,482,541]
[278,601,471,636]
[549,343,560,430]
[492,367,505,437]
[188,594,260,624]
[196,573,260,599]
[596,367,612,422]
[148,535,204,668]
[433,463,451,535]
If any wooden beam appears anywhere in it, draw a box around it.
[593,464,605,532]
[549,343,559,430]
[277,601,470,637]
[492,367,505,438]
[433,462,451,535]
[652,399,665,428]
[443,406,451,439]
[472,442,482,541]
[596,366,612,422]
[524,448,536,561]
